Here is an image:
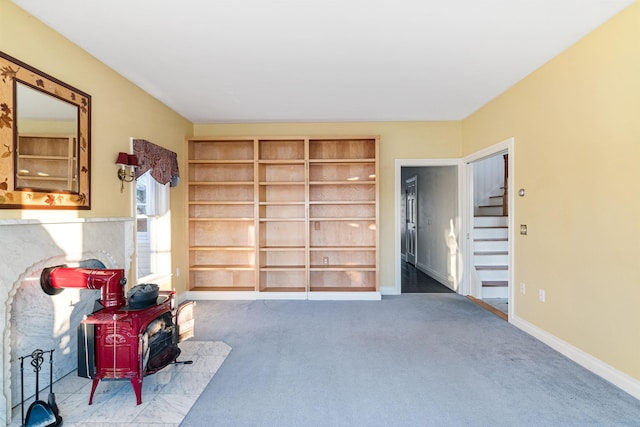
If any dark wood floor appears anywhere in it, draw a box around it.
[401,261,454,293]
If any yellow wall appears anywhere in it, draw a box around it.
[194,122,462,289]
[462,3,640,379]
[0,0,193,291]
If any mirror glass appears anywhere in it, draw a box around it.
[16,82,79,192]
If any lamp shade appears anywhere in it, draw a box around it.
[128,154,139,166]
[116,152,129,165]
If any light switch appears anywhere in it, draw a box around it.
[520,224,528,235]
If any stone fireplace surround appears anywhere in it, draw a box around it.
[0,217,134,425]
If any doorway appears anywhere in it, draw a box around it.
[395,160,462,295]
[463,138,514,319]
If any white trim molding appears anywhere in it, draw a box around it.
[184,291,381,301]
[462,137,515,316]
[416,262,451,290]
[511,315,640,401]
[394,158,464,296]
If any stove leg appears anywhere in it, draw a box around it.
[130,377,143,405]
[89,379,100,405]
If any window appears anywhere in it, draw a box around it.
[136,172,171,282]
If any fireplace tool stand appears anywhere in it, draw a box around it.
[19,348,62,427]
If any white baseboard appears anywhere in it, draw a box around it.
[380,286,400,296]
[416,262,453,290]
[308,291,381,301]
[510,315,640,401]
[184,291,382,301]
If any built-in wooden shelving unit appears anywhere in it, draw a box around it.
[186,136,379,298]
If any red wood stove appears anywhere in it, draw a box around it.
[40,266,194,405]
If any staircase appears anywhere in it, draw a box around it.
[474,195,508,298]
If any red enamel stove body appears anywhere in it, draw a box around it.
[41,266,194,405]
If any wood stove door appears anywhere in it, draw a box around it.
[176,301,195,342]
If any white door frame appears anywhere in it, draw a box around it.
[392,159,464,296]
[462,138,515,319]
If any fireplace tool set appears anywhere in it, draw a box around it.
[36,264,194,410]
[18,348,62,427]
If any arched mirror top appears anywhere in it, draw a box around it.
[0,51,91,209]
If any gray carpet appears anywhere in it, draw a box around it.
[182,294,640,426]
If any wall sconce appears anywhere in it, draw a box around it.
[116,152,138,192]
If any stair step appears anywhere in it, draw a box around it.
[474,239,508,251]
[476,267,508,281]
[482,281,508,287]
[474,253,508,266]
[476,265,508,270]
[482,286,509,298]
[474,226,508,239]
[476,206,504,216]
[474,216,508,227]
[488,196,504,207]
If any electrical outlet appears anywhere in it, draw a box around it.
[520,224,528,235]
[323,257,329,265]
[314,221,320,230]
[539,289,545,302]
[520,282,526,294]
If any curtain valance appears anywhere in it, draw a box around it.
[133,139,180,186]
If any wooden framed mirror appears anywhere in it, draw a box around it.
[0,51,91,209]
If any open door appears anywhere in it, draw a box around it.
[405,176,417,266]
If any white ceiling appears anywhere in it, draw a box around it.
[12,0,634,123]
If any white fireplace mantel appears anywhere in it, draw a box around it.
[0,217,135,425]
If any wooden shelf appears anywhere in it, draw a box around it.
[189,181,254,185]
[310,217,376,221]
[310,246,376,251]
[188,159,254,164]
[260,201,305,205]
[309,182,375,187]
[310,286,376,292]
[19,154,72,160]
[259,266,306,271]
[308,158,375,163]
[309,201,375,204]
[190,201,254,205]
[260,181,305,185]
[259,220,305,224]
[17,175,71,181]
[190,217,254,222]
[190,265,255,271]
[190,246,255,251]
[259,246,305,250]
[190,286,255,292]
[260,287,306,293]
[259,160,305,165]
